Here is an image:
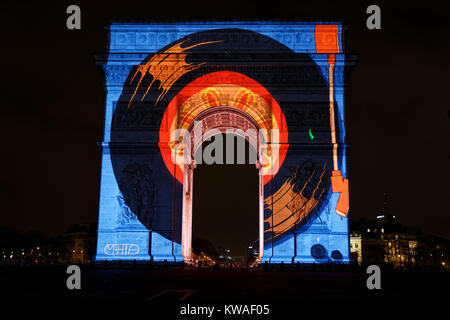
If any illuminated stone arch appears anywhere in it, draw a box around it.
[179,106,265,261]
[95,22,354,264]
[157,71,289,263]
[157,71,289,186]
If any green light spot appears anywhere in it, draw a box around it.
[308,129,314,140]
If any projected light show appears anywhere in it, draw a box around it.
[96,22,351,263]
[3,1,450,308]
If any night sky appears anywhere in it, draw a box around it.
[0,1,448,244]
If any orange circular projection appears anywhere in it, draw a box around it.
[159,71,288,184]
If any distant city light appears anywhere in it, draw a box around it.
[376,215,384,219]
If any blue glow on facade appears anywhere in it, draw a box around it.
[96,21,351,263]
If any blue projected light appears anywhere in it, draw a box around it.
[95,22,351,264]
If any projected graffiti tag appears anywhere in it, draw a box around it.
[104,244,140,256]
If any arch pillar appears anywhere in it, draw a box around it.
[256,160,265,262]
[181,162,195,260]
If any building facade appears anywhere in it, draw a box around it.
[95,22,354,263]
[350,216,450,270]
[350,232,362,265]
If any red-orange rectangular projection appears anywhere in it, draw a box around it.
[314,25,340,53]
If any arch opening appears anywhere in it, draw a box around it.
[192,133,259,265]
[180,107,266,263]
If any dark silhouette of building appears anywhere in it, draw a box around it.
[351,213,449,271]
